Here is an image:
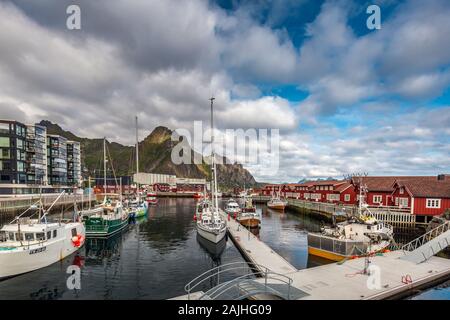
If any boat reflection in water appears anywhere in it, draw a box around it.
[196,233,227,264]
[84,230,123,262]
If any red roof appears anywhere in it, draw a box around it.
[334,182,353,193]
[352,176,431,192]
[394,177,450,198]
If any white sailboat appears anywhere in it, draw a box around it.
[0,191,86,280]
[196,97,226,244]
[126,116,148,219]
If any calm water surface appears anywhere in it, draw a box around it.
[0,198,447,300]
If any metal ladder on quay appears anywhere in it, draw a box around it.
[399,221,450,264]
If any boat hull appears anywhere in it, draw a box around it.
[0,223,85,279]
[196,223,227,244]
[238,217,261,228]
[267,204,286,211]
[84,218,129,238]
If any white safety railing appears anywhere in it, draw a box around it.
[184,262,293,300]
[401,221,450,252]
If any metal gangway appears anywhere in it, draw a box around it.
[400,221,450,264]
[184,262,306,300]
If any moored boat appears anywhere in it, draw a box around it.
[307,183,394,262]
[307,213,394,261]
[195,97,227,244]
[83,198,129,238]
[0,192,85,280]
[237,196,261,228]
[267,194,287,211]
[225,198,241,217]
[82,138,129,238]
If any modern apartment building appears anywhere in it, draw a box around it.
[0,120,27,185]
[67,140,81,186]
[26,124,48,185]
[0,119,83,195]
[47,134,68,186]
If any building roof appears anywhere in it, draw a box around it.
[351,176,431,192]
[334,182,353,193]
[394,176,450,198]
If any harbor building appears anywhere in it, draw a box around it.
[26,124,48,185]
[46,134,68,186]
[0,120,27,185]
[261,175,450,221]
[67,141,81,186]
[0,119,82,195]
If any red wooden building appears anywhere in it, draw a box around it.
[392,175,450,221]
[351,176,399,206]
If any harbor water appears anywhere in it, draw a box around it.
[0,198,447,300]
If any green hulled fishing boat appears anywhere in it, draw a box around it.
[83,138,129,238]
[83,199,129,238]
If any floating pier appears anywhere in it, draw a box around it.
[221,211,298,275]
[173,213,450,300]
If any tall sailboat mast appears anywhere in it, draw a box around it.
[209,97,218,213]
[135,116,140,200]
[103,137,107,196]
[135,116,139,175]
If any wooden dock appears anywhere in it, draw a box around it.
[221,211,298,275]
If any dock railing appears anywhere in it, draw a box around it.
[0,194,92,213]
[184,262,293,300]
[401,221,450,252]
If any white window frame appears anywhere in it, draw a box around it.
[373,195,382,204]
[344,194,350,202]
[426,198,441,209]
[398,197,409,207]
[326,194,339,201]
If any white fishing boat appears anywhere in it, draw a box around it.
[82,138,129,237]
[225,198,241,216]
[308,185,394,261]
[237,196,261,228]
[267,192,287,211]
[195,97,227,244]
[0,192,86,280]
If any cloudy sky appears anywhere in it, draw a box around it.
[0,0,449,183]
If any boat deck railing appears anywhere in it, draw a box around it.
[307,233,367,256]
